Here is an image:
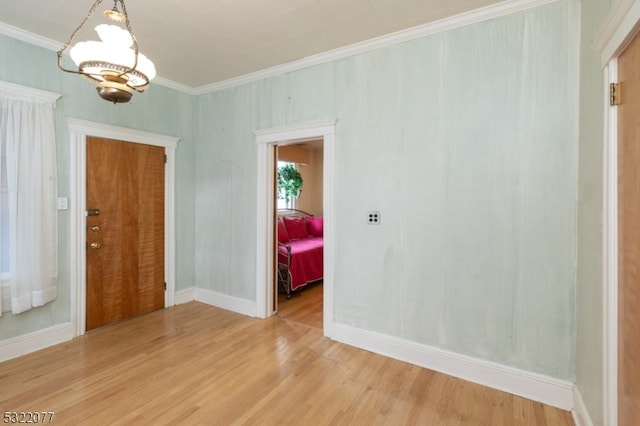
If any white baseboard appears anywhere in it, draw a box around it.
[194,288,257,318]
[331,323,575,411]
[0,322,74,363]
[572,386,594,426]
[0,296,584,418]
[0,288,254,364]
[174,288,195,305]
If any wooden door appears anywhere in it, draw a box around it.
[617,29,640,425]
[86,137,165,331]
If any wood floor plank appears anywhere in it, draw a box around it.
[0,292,574,425]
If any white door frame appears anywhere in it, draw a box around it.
[254,120,336,337]
[596,1,640,424]
[68,118,179,336]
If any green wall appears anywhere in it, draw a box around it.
[0,34,196,340]
[576,0,612,424]
[1,0,608,413]
[194,0,580,380]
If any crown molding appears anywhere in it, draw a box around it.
[0,21,192,96]
[2,0,561,97]
[593,0,640,65]
[152,76,197,96]
[0,21,60,51]
[194,0,561,95]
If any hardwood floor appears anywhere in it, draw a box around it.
[277,281,323,329]
[0,289,574,425]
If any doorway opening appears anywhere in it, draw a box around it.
[254,120,336,338]
[276,140,324,329]
[68,118,179,336]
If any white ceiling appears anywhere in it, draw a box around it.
[0,0,501,90]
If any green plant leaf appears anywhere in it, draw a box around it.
[277,163,303,207]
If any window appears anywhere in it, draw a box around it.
[277,161,291,209]
[277,161,302,209]
[0,81,60,316]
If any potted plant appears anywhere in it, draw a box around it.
[277,163,303,208]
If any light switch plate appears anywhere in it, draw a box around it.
[57,197,68,210]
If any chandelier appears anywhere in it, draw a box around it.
[57,0,156,103]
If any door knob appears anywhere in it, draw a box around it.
[90,242,101,249]
[90,225,100,232]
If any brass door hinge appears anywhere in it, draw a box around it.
[610,82,620,106]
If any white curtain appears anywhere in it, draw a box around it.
[0,84,59,315]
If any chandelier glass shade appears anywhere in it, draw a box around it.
[57,0,155,103]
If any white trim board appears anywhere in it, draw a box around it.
[68,118,179,337]
[0,80,61,105]
[194,0,560,94]
[331,323,576,411]
[0,21,59,52]
[594,0,640,66]
[193,288,256,318]
[175,288,196,306]
[0,22,195,96]
[1,0,561,96]
[603,60,619,426]
[573,386,595,426]
[0,323,74,363]
[599,2,640,425]
[254,120,336,339]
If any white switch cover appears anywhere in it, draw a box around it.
[57,197,68,210]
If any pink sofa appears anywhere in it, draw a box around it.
[277,215,323,297]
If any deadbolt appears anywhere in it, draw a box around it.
[90,242,101,249]
[87,209,100,216]
[90,225,100,232]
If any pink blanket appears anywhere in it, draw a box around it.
[277,216,324,292]
[278,237,323,291]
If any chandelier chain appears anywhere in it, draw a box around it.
[57,0,105,55]
[57,0,139,65]
[56,0,153,103]
[118,0,140,64]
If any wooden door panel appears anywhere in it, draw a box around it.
[618,29,640,425]
[86,137,165,331]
